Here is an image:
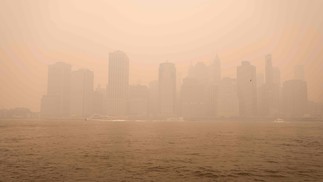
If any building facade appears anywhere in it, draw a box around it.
[41,62,71,118]
[70,69,94,117]
[107,51,129,116]
[237,61,257,117]
[159,62,176,117]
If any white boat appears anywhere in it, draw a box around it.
[86,114,127,122]
[166,117,185,122]
[273,118,285,123]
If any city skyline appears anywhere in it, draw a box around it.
[2,51,322,112]
[0,47,322,118]
[30,51,318,119]
[1,1,323,181]
[1,0,323,111]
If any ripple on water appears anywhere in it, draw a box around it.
[0,119,322,181]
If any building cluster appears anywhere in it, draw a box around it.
[0,107,34,118]
[40,51,322,119]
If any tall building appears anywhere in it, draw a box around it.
[107,51,129,116]
[265,55,273,84]
[262,54,281,117]
[237,61,257,117]
[217,77,239,117]
[282,80,308,117]
[257,73,265,88]
[307,101,323,118]
[272,67,281,86]
[264,54,281,85]
[294,65,305,80]
[209,55,221,84]
[92,86,106,115]
[208,56,221,118]
[180,58,221,119]
[129,85,148,117]
[257,73,265,116]
[181,62,209,119]
[70,69,94,117]
[181,77,208,119]
[148,81,159,117]
[40,62,71,117]
[159,62,176,117]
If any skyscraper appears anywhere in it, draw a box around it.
[181,62,209,119]
[159,62,176,117]
[92,86,106,115]
[262,54,281,117]
[237,61,257,117]
[148,80,159,118]
[40,62,71,117]
[282,80,308,117]
[265,54,273,84]
[294,65,305,81]
[208,56,221,118]
[180,58,221,119]
[107,50,129,116]
[70,69,94,117]
[209,55,221,84]
[181,77,208,119]
[128,85,149,117]
[217,77,239,117]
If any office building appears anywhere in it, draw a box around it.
[159,62,176,117]
[40,62,71,117]
[237,61,257,117]
[70,69,94,117]
[107,50,129,116]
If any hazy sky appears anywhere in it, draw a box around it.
[1,0,323,111]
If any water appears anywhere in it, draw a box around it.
[0,119,322,181]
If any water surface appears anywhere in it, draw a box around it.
[0,119,322,181]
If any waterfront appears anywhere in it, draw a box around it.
[0,119,322,181]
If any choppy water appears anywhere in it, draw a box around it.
[0,119,323,181]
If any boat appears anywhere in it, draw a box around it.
[273,118,285,123]
[86,114,127,122]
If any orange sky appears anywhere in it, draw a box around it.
[1,0,323,111]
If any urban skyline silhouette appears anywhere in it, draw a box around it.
[33,50,314,120]
[1,1,323,181]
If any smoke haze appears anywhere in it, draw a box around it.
[1,0,323,111]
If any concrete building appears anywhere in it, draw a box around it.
[159,62,176,117]
[107,51,129,116]
[180,77,208,119]
[207,57,221,118]
[129,85,148,117]
[181,62,209,119]
[70,69,94,117]
[217,78,239,117]
[237,61,257,117]
[294,65,305,81]
[209,55,221,84]
[92,86,106,115]
[148,81,159,118]
[282,79,308,118]
[180,58,221,119]
[261,54,281,117]
[41,62,71,117]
